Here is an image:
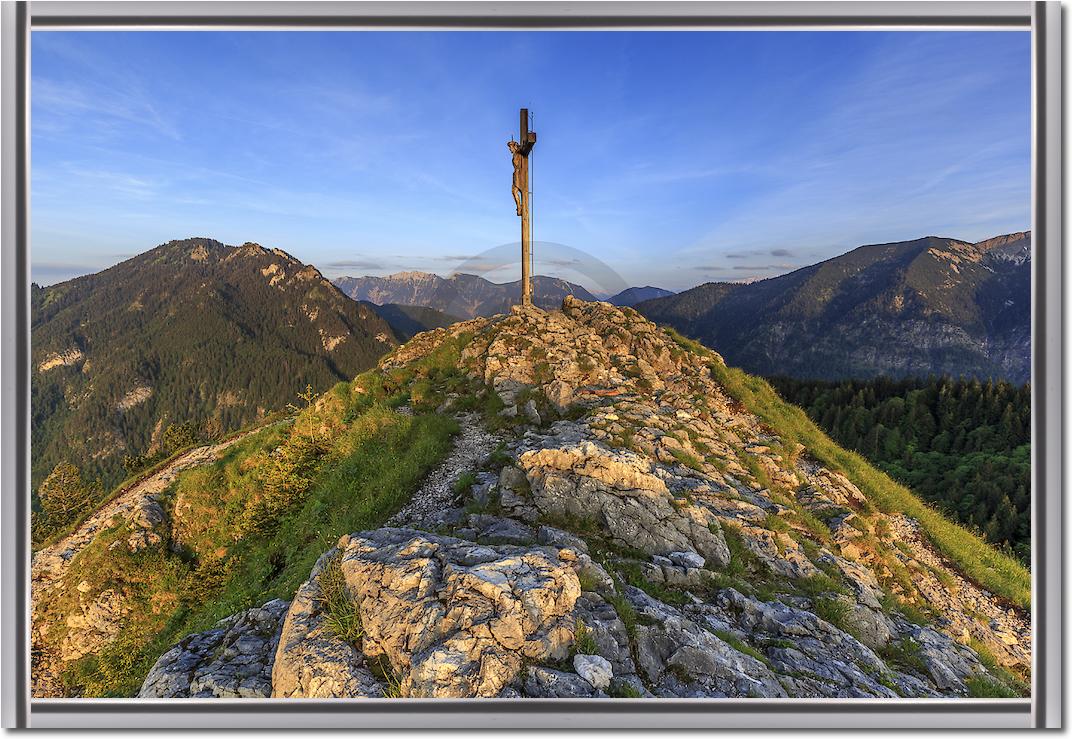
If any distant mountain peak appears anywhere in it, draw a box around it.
[386,270,440,282]
[333,271,599,318]
[974,230,1031,250]
[608,285,675,306]
[974,231,1031,266]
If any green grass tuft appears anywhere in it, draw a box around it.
[965,675,1019,698]
[318,552,363,645]
[453,471,478,496]
[668,447,704,471]
[813,596,852,630]
[609,682,643,698]
[571,622,599,656]
[879,637,929,675]
[368,654,405,698]
[714,629,771,667]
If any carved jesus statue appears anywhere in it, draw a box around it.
[508,140,524,217]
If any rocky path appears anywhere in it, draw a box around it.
[31,429,265,597]
[387,412,501,527]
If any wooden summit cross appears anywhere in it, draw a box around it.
[509,108,537,306]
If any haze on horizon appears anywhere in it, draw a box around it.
[31,30,1030,291]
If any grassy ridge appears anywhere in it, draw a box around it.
[664,328,1031,611]
[56,367,460,696]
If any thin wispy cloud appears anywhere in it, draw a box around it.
[33,76,181,142]
[324,258,385,270]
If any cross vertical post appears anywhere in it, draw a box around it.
[517,108,536,306]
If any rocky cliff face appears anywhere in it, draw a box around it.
[131,298,1028,700]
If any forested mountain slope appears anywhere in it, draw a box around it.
[364,302,460,341]
[636,233,1030,382]
[31,238,398,514]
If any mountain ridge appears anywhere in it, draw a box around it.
[607,285,675,306]
[635,232,1030,382]
[333,270,601,318]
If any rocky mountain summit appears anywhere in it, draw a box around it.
[126,297,1029,700]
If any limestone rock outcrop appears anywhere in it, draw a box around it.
[140,599,290,698]
[335,528,581,698]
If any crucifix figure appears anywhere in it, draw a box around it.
[508,140,524,216]
[509,108,537,305]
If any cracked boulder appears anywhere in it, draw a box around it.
[339,528,582,698]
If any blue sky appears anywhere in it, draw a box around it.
[31,30,1030,291]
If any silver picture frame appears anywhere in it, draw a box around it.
[1,0,1062,729]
